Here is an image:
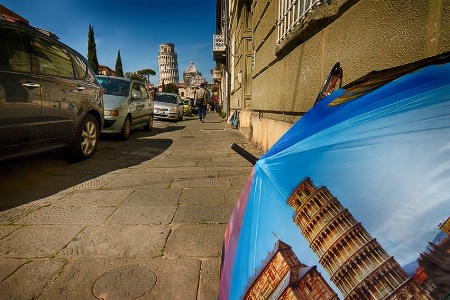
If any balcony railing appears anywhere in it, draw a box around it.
[213,34,226,63]
[277,0,330,45]
[213,34,225,51]
[213,70,222,82]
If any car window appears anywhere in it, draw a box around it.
[70,53,87,79]
[34,36,74,77]
[139,84,150,99]
[131,82,141,99]
[0,26,32,72]
[98,77,130,96]
[154,94,178,104]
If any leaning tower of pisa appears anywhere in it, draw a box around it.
[158,43,179,86]
[287,177,430,299]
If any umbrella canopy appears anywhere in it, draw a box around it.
[220,51,450,300]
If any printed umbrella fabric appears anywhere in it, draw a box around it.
[219,52,450,300]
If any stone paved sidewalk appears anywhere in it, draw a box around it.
[0,112,262,299]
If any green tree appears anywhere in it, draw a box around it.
[115,50,123,77]
[136,68,156,84]
[124,72,145,82]
[87,24,99,74]
[162,83,178,94]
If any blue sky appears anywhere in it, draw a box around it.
[2,0,216,84]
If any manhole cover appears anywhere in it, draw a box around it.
[93,266,157,299]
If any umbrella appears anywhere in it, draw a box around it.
[220,51,450,300]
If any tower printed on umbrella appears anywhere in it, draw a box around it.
[286,177,431,299]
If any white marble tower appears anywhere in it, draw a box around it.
[158,43,179,86]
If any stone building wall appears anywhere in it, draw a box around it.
[226,0,450,152]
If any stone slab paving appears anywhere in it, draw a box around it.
[180,188,227,205]
[163,170,219,179]
[0,207,38,224]
[164,224,226,258]
[0,225,19,239]
[54,189,134,207]
[174,204,235,224]
[0,258,68,300]
[59,225,169,258]
[17,207,116,225]
[106,205,177,225]
[38,258,200,300]
[0,225,84,258]
[199,258,222,300]
[0,258,29,281]
[102,175,172,189]
[171,177,232,188]
[0,113,263,299]
[122,188,182,206]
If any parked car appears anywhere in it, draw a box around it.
[153,93,184,122]
[182,99,193,116]
[97,76,153,140]
[0,19,104,161]
[187,97,198,114]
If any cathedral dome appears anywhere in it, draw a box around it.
[185,61,198,74]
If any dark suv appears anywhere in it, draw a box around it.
[0,19,104,161]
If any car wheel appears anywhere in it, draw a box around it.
[144,114,153,131]
[121,115,131,140]
[71,114,99,161]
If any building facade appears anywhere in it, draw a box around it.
[98,64,116,76]
[242,239,338,299]
[158,43,179,86]
[183,61,205,87]
[180,61,206,98]
[287,177,431,299]
[213,0,450,152]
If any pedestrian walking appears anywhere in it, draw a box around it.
[195,83,208,122]
[212,94,218,112]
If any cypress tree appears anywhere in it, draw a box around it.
[115,50,124,77]
[87,24,99,74]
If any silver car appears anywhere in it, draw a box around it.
[153,92,184,122]
[97,76,153,140]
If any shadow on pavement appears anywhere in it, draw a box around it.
[101,125,186,141]
[0,124,187,211]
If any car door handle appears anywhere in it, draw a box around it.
[22,82,40,88]
[76,86,86,91]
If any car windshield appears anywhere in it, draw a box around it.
[155,94,178,104]
[98,77,130,97]
[183,100,190,104]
